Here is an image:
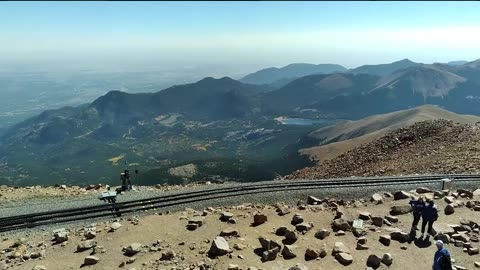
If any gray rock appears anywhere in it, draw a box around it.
[31,266,47,270]
[209,236,230,257]
[445,204,455,215]
[307,195,323,205]
[332,242,350,255]
[83,256,99,265]
[284,229,298,243]
[219,229,239,237]
[445,196,455,204]
[371,194,383,204]
[124,243,142,256]
[367,254,382,268]
[227,264,240,270]
[282,245,298,259]
[469,247,479,255]
[382,253,393,266]
[295,222,312,233]
[390,231,410,243]
[371,216,383,227]
[110,222,122,232]
[160,250,176,260]
[359,212,371,220]
[384,215,399,223]
[332,218,351,231]
[335,252,353,266]
[77,240,97,252]
[220,212,234,222]
[53,230,68,243]
[291,214,304,225]
[379,235,391,246]
[390,205,412,215]
[253,213,268,225]
[394,191,412,200]
[84,230,96,240]
[314,229,330,240]
[262,247,280,262]
[189,216,205,227]
[258,237,281,251]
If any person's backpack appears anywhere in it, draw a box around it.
[441,254,452,270]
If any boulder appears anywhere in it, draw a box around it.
[124,243,142,256]
[160,250,176,260]
[53,230,68,243]
[189,216,205,227]
[262,247,280,262]
[84,230,96,240]
[220,229,239,237]
[83,256,99,266]
[220,212,234,222]
[314,229,330,240]
[371,194,383,204]
[359,212,371,220]
[356,243,369,250]
[469,247,479,255]
[379,235,391,246]
[253,213,268,225]
[284,229,298,243]
[295,222,312,233]
[357,237,367,245]
[77,240,97,252]
[394,191,412,200]
[367,254,382,268]
[434,234,451,244]
[259,237,281,251]
[371,216,383,227]
[390,231,410,243]
[384,215,399,223]
[332,242,350,255]
[305,247,320,260]
[335,252,353,266]
[390,205,412,215]
[445,204,455,215]
[445,196,455,204]
[307,196,323,205]
[416,187,433,194]
[110,222,122,232]
[276,226,288,236]
[452,233,470,243]
[332,218,351,231]
[282,245,298,259]
[382,253,393,266]
[291,214,304,225]
[227,264,240,270]
[209,237,230,257]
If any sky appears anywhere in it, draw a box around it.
[1,1,480,75]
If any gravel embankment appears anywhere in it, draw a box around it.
[1,179,478,239]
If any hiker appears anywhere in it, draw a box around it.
[422,199,438,237]
[433,240,452,270]
[409,196,425,231]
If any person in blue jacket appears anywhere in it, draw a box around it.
[409,196,425,231]
[422,199,438,237]
[433,240,452,270]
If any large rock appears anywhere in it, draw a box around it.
[189,216,205,227]
[84,230,96,240]
[445,204,455,215]
[359,212,371,221]
[379,235,392,246]
[83,256,99,266]
[394,191,412,200]
[416,187,433,194]
[160,250,176,260]
[259,237,281,251]
[291,214,304,225]
[335,252,353,266]
[307,196,323,205]
[332,218,351,231]
[390,231,410,243]
[434,233,451,244]
[332,242,350,255]
[284,229,298,243]
[53,229,68,243]
[253,213,268,225]
[295,222,312,233]
[367,254,382,268]
[384,215,399,223]
[110,222,122,232]
[371,216,384,227]
[314,229,331,240]
[219,229,239,237]
[124,243,142,256]
[209,237,230,257]
[445,196,455,204]
[282,245,298,259]
[220,212,234,222]
[77,240,97,252]
[371,194,383,204]
[382,253,393,266]
[390,205,412,215]
[262,247,280,262]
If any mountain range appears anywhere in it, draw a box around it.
[2,58,480,186]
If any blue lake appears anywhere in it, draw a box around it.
[280,118,333,125]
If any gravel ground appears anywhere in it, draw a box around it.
[1,179,478,240]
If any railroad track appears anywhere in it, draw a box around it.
[1,174,479,233]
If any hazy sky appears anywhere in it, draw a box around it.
[1,1,480,75]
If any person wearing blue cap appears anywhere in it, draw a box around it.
[433,240,452,270]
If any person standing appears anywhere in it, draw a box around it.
[433,240,452,270]
[422,199,438,237]
[409,196,425,231]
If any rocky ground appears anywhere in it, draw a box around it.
[286,120,480,180]
[1,186,479,270]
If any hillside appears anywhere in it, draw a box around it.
[240,63,347,85]
[287,119,480,179]
[349,59,419,76]
[299,105,480,162]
